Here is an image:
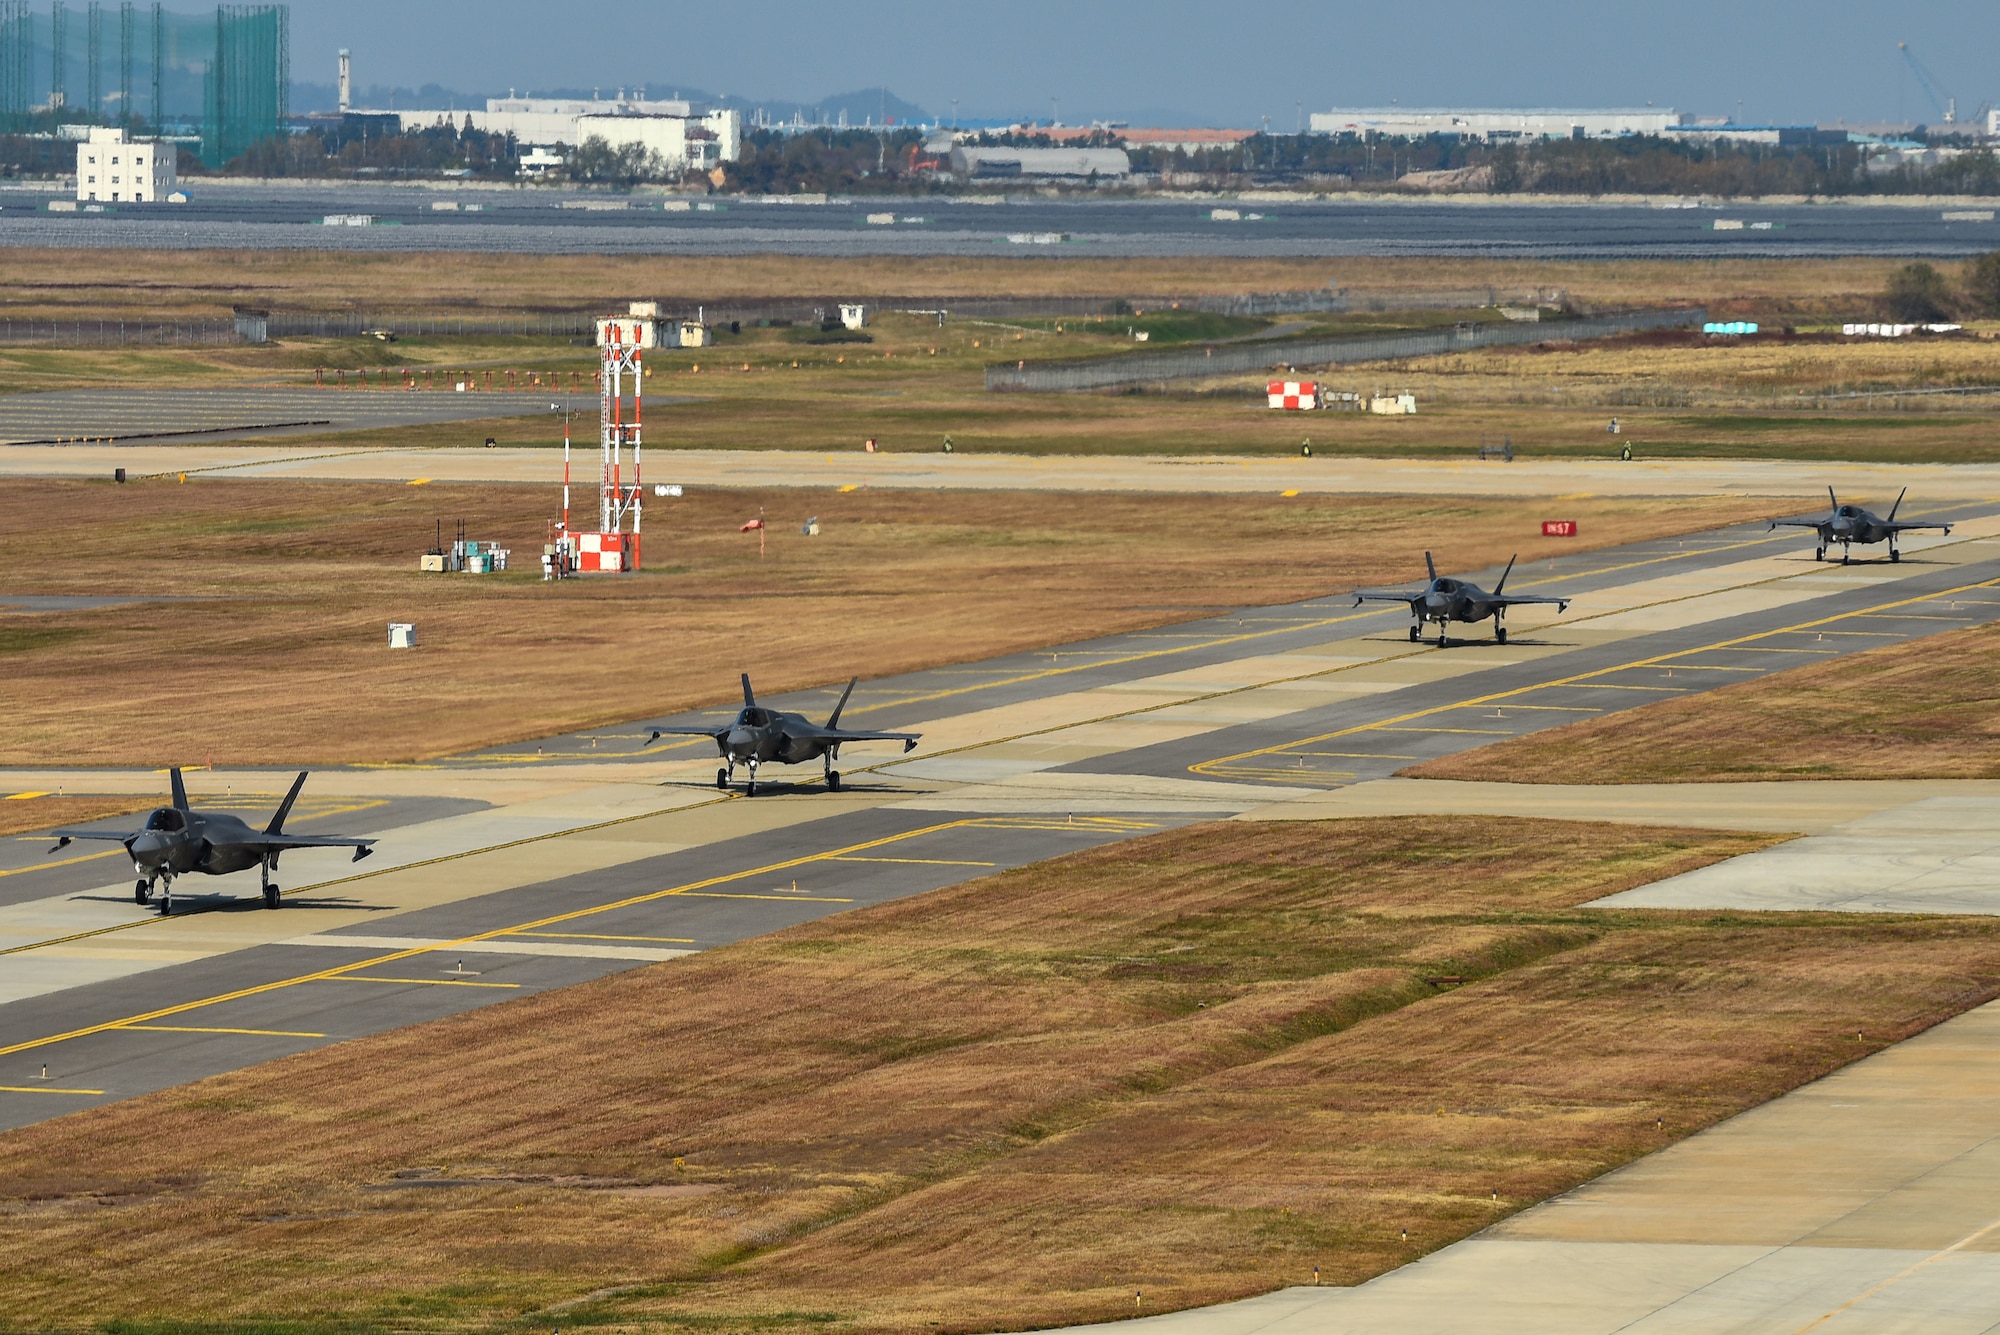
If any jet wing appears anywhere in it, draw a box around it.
[1352,590,1423,606]
[643,726,727,748]
[1769,517,1832,530]
[1883,520,1954,534]
[1488,594,1571,613]
[48,827,142,843]
[800,725,922,753]
[252,834,377,862]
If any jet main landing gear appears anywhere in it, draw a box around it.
[1408,623,1420,643]
[261,857,281,910]
[745,759,760,797]
[716,764,732,791]
[1496,626,1509,644]
[825,757,842,793]
[134,878,152,905]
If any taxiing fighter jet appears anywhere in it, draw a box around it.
[1770,487,1952,564]
[646,674,920,795]
[1354,552,1571,646]
[48,768,375,915]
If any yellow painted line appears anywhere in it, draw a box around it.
[1281,489,1299,497]
[1793,1209,2000,1333]
[678,891,855,903]
[828,856,998,867]
[0,1084,103,1096]
[1570,683,1688,692]
[1193,574,2000,781]
[0,793,735,960]
[1661,664,1766,672]
[407,477,431,486]
[1373,726,1516,735]
[502,932,696,944]
[0,847,120,879]
[116,1025,325,1037]
[332,976,520,989]
[0,819,983,1058]
[3,791,49,800]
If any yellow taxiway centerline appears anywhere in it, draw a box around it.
[0,816,1136,1059]
[1195,574,2000,779]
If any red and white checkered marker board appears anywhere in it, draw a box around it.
[1267,381,1318,409]
[566,531,640,572]
[1541,520,1578,537]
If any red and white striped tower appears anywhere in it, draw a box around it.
[561,321,646,572]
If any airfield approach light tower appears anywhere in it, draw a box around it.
[560,316,646,572]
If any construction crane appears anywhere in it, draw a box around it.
[1898,41,1956,124]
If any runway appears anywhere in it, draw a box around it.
[6,438,1999,502]
[4,505,2000,1139]
[0,387,590,445]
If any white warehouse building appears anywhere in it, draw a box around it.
[575,108,743,175]
[75,126,176,203]
[1309,107,1681,140]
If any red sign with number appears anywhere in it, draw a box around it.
[1542,520,1578,537]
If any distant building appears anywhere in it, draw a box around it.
[949,146,1131,179]
[1309,107,1680,140]
[576,108,743,175]
[75,126,176,203]
[388,94,719,149]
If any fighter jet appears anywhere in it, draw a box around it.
[48,769,375,915]
[1771,487,1952,564]
[1354,552,1571,646]
[646,674,920,795]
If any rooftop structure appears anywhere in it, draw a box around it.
[1310,107,1680,140]
[75,123,175,201]
[576,108,742,175]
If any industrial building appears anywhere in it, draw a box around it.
[1309,107,1680,140]
[575,107,741,175]
[949,145,1130,179]
[75,124,175,201]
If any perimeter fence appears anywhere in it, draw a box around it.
[983,307,1709,393]
[0,317,243,345]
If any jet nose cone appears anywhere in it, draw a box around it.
[128,832,170,866]
[725,728,757,752]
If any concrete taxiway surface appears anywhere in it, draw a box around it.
[5,508,2000,1137]
[1049,999,2000,1334]
[4,439,1997,502]
[0,387,593,445]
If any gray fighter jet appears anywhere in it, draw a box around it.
[49,769,375,915]
[646,674,920,795]
[1771,487,1952,564]
[1354,552,1571,646]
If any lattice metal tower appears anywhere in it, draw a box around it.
[49,0,64,118]
[0,1,30,132]
[86,1,99,121]
[118,0,130,124]
[149,0,159,126]
[202,4,287,166]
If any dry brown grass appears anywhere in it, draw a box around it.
[0,480,1782,767]
[0,796,151,839]
[0,250,1921,321]
[1407,618,2000,785]
[6,816,2000,1335]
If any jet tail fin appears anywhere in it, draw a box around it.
[266,771,309,835]
[827,677,858,729]
[741,673,756,707]
[1889,487,1907,521]
[169,767,189,812]
[1829,484,1838,512]
[1494,553,1518,596]
[1424,551,1438,582]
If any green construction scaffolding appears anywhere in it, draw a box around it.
[201,3,283,165]
[0,3,284,149]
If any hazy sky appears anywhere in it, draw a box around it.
[291,0,2000,127]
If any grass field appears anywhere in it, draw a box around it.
[11,815,2000,1334]
[0,479,1786,767]
[6,249,2000,463]
[1407,617,2000,785]
[0,250,1936,323]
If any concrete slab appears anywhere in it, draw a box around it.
[1039,1001,2000,1334]
[1590,794,2000,914]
